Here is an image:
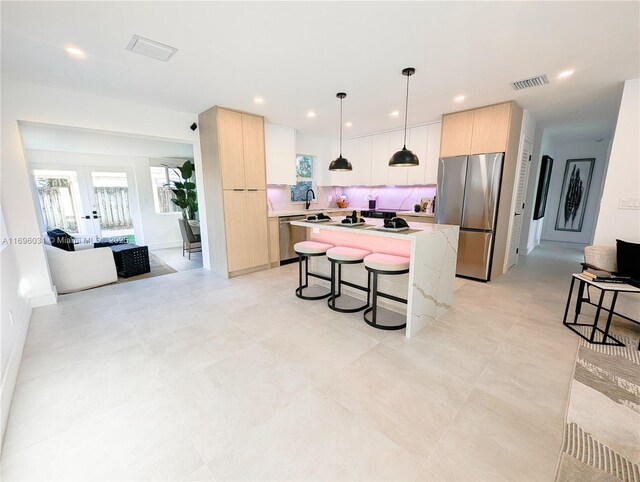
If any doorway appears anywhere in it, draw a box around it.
[33,166,139,243]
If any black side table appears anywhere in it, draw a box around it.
[563,273,640,347]
[110,244,151,278]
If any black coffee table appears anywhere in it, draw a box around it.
[110,244,150,278]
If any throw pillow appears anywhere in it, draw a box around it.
[616,239,640,285]
[47,229,75,251]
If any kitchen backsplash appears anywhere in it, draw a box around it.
[267,185,437,212]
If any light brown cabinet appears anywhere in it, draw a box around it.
[242,114,267,189]
[470,103,512,154]
[440,110,474,157]
[397,215,434,224]
[199,106,270,277]
[440,102,514,157]
[223,190,269,272]
[217,109,267,190]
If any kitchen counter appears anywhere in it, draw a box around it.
[291,217,459,338]
[268,208,353,218]
[397,211,435,218]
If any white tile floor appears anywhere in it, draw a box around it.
[151,247,203,272]
[1,242,587,481]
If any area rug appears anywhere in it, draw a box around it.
[556,306,640,482]
[116,252,177,283]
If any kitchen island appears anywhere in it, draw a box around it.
[291,217,459,337]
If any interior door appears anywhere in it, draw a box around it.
[506,139,533,269]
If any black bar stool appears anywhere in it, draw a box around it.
[326,246,371,313]
[363,253,410,330]
[294,241,334,300]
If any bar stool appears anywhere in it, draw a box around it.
[363,253,410,330]
[326,246,371,313]
[294,241,334,300]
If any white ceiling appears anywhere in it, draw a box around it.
[2,1,638,142]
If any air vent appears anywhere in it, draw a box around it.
[510,74,549,91]
[126,35,177,62]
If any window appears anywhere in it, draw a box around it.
[150,166,181,214]
[291,154,315,203]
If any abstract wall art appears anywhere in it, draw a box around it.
[555,158,594,232]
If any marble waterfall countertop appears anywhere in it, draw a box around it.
[291,216,459,338]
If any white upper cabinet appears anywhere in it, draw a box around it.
[370,132,390,185]
[406,125,428,185]
[425,123,441,185]
[343,137,372,185]
[265,123,296,185]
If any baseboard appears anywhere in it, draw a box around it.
[0,298,32,454]
[28,290,57,308]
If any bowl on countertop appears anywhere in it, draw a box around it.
[336,201,349,209]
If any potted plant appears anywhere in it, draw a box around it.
[164,160,198,220]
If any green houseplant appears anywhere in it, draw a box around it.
[164,160,198,220]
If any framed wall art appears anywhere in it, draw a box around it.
[555,158,594,232]
[533,155,553,220]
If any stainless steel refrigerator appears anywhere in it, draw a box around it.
[435,153,504,281]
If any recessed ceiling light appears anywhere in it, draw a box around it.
[65,47,85,58]
[254,97,264,104]
[345,122,353,127]
[454,95,465,102]
[390,110,400,117]
[307,111,316,118]
[558,70,575,79]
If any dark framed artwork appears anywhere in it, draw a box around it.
[533,155,553,220]
[555,158,595,232]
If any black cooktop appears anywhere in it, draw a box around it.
[360,209,397,219]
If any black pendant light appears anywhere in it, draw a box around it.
[328,92,352,171]
[389,67,419,167]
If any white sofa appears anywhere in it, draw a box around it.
[44,243,118,294]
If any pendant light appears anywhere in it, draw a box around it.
[328,92,352,171]
[389,67,419,167]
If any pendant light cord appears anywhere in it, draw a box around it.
[403,72,410,148]
[339,96,343,156]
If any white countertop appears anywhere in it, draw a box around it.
[291,216,456,240]
[397,211,435,218]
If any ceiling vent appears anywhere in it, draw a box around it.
[126,35,177,62]
[510,74,549,91]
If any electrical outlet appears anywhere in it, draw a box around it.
[9,310,14,327]
[618,198,640,210]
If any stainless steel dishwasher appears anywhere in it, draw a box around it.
[279,215,308,264]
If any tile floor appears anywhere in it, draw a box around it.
[1,242,587,481]
[152,247,203,272]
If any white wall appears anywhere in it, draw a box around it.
[594,79,640,245]
[541,139,610,244]
[521,128,556,253]
[0,79,202,449]
[26,150,185,250]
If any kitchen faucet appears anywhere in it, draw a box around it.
[305,188,315,210]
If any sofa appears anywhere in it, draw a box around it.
[43,232,119,294]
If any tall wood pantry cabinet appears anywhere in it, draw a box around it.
[199,106,270,277]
